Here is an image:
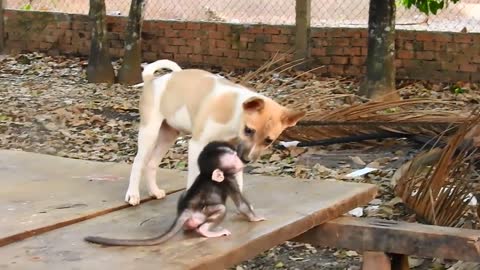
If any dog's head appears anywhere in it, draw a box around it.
[235,96,305,163]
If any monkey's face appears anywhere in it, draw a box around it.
[237,97,305,163]
[217,149,244,174]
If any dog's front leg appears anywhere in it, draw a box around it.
[186,139,205,189]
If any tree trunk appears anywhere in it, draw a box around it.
[0,0,4,53]
[117,0,146,85]
[87,0,115,84]
[359,0,400,101]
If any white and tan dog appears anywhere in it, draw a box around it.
[125,59,305,205]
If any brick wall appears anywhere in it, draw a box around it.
[4,10,480,82]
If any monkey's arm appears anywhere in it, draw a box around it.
[226,181,265,222]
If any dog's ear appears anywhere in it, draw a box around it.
[242,97,265,113]
[282,109,306,127]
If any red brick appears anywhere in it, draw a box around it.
[344,47,361,56]
[217,24,231,33]
[333,38,349,46]
[351,39,367,47]
[422,42,435,51]
[332,56,348,64]
[189,54,203,63]
[454,34,473,43]
[264,27,281,34]
[271,35,288,44]
[361,47,368,55]
[279,28,292,35]
[239,51,255,59]
[165,29,178,38]
[187,23,201,30]
[171,38,186,46]
[397,50,414,59]
[315,56,332,65]
[246,27,263,34]
[208,31,223,40]
[326,47,343,56]
[311,30,326,38]
[394,59,403,68]
[39,42,51,49]
[179,46,193,54]
[472,56,480,64]
[311,47,326,56]
[264,43,288,52]
[416,51,435,60]
[434,33,453,42]
[459,63,477,72]
[216,40,229,48]
[164,46,178,53]
[313,38,328,46]
[201,24,217,31]
[403,41,414,51]
[351,56,366,66]
[172,23,186,30]
[143,52,157,61]
[179,30,194,39]
[416,32,433,41]
[239,34,255,42]
[223,50,239,58]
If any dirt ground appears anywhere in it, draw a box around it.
[6,0,480,32]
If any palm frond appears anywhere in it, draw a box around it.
[393,109,480,227]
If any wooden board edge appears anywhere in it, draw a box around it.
[0,188,186,247]
[190,185,378,270]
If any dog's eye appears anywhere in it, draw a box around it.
[244,126,255,136]
[264,137,273,145]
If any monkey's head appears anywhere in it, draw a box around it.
[198,141,245,182]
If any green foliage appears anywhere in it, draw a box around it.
[20,4,32,10]
[398,0,461,15]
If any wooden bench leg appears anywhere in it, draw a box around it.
[391,254,409,270]
[362,251,392,270]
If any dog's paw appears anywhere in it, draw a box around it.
[149,188,166,200]
[125,190,141,206]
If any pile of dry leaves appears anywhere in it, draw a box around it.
[1,53,479,270]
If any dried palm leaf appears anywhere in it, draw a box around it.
[280,98,469,143]
[393,109,480,227]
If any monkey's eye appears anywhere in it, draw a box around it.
[244,126,256,137]
[264,137,273,145]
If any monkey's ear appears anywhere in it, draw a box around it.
[211,169,225,182]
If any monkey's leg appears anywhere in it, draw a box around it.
[196,204,231,238]
[144,122,179,200]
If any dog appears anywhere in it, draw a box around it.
[125,59,306,205]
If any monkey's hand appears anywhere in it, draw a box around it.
[248,215,266,222]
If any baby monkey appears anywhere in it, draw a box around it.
[84,141,265,246]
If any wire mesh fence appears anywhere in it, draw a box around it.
[5,0,480,32]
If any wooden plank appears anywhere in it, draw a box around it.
[293,217,480,262]
[0,150,186,247]
[294,0,311,64]
[0,177,377,270]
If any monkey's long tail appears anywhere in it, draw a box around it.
[84,212,190,246]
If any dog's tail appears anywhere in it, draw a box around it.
[142,59,182,82]
[132,60,182,88]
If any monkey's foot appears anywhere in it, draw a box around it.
[249,215,266,222]
[148,187,166,200]
[197,227,231,238]
[125,189,141,206]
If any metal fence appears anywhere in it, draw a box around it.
[6,0,480,32]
